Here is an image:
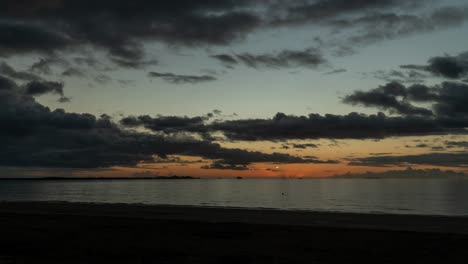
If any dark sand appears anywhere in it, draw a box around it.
[1,202,468,263]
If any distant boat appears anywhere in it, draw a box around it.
[236,177,243,180]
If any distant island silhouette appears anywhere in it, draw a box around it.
[0,176,199,180]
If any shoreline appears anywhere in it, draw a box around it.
[1,201,468,234]
[1,201,468,263]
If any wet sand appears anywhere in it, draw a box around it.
[1,202,468,263]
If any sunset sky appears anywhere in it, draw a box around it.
[1,0,468,178]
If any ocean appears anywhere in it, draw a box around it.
[1,178,468,216]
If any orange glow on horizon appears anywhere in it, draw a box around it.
[17,134,467,178]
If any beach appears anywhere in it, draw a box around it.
[1,202,467,263]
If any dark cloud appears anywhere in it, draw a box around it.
[0,21,71,57]
[148,72,217,84]
[0,62,41,81]
[343,81,468,117]
[349,152,468,168]
[212,48,326,69]
[202,161,249,171]
[57,96,71,103]
[343,82,434,116]
[120,109,468,141]
[291,143,319,149]
[186,143,337,165]
[430,82,468,117]
[24,81,64,97]
[336,7,468,48]
[200,149,337,170]
[427,55,468,79]
[29,58,55,75]
[431,146,445,151]
[211,54,239,67]
[401,51,468,79]
[445,141,468,149]
[415,143,430,148]
[405,143,433,149]
[112,58,158,69]
[208,112,468,141]
[120,115,207,133]
[0,0,465,72]
[118,76,468,142]
[261,2,468,55]
[324,69,347,75]
[151,156,203,165]
[268,0,425,26]
[194,148,337,168]
[0,0,261,64]
[0,75,17,91]
[29,57,72,75]
[1,75,326,169]
[0,78,88,138]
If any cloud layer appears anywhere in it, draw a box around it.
[343,81,468,118]
[212,48,326,69]
[349,152,468,167]
[1,1,468,174]
[148,72,217,84]
[1,0,464,71]
[401,51,468,80]
[0,75,330,169]
[120,111,468,141]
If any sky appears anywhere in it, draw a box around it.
[1,0,468,178]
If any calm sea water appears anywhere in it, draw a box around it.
[1,178,468,216]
